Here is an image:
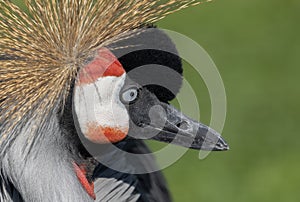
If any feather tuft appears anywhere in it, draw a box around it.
[0,0,208,154]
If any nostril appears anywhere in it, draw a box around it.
[137,122,146,128]
[176,121,189,130]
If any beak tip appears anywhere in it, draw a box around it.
[214,137,230,151]
[222,145,230,151]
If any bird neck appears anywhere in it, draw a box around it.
[0,107,96,201]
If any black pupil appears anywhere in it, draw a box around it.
[130,91,135,97]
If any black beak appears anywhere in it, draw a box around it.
[151,104,228,151]
[128,102,229,151]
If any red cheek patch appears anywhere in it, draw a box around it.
[78,48,125,85]
[85,122,128,144]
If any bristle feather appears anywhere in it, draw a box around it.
[0,0,207,154]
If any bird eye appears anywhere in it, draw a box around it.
[120,87,139,104]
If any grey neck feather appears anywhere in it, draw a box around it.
[0,109,93,202]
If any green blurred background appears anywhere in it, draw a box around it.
[155,0,300,201]
[10,0,300,201]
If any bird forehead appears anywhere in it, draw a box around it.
[77,47,125,86]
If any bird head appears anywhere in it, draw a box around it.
[0,1,228,158]
[73,28,228,151]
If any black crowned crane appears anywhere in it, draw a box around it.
[0,1,228,201]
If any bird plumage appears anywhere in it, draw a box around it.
[0,0,205,155]
[0,1,228,202]
[0,84,172,201]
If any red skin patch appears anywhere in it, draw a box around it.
[78,48,125,85]
[73,163,96,200]
[85,122,128,144]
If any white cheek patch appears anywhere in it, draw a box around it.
[74,73,129,143]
